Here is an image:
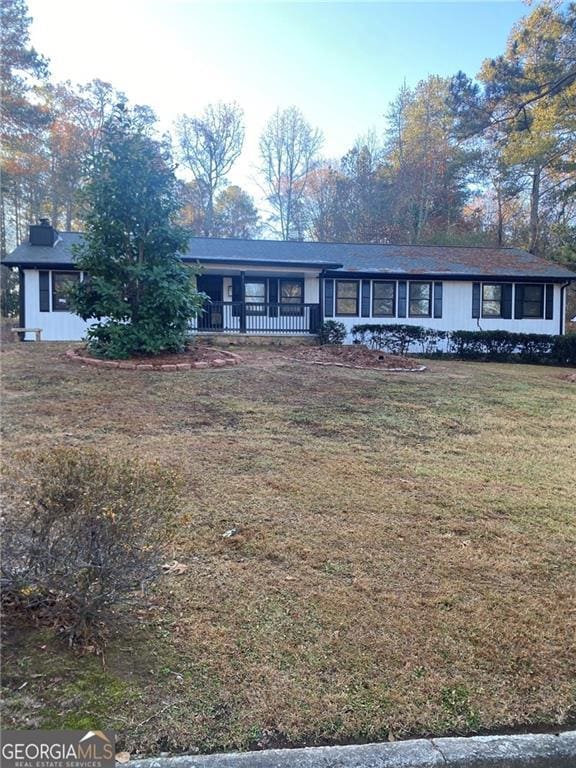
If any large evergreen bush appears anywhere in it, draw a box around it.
[70,103,205,359]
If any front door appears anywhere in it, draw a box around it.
[197,275,224,330]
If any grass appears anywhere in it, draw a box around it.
[1,342,575,756]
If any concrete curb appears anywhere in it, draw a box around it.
[126,731,576,768]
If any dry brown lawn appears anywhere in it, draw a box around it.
[1,342,575,756]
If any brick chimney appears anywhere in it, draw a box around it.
[29,218,59,246]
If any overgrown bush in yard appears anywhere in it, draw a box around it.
[1,448,182,650]
[318,320,347,345]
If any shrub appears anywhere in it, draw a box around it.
[449,330,491,359]
[1,448,182,649]
[318,320,347,345]
[449,330,560,363]
[350,327,574,366]
[352,324,433,355]
[551,333,576,365]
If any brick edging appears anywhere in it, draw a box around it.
[65,345,241,371]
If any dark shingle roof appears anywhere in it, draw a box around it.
[3,232,84,267]
[3,233,575,280]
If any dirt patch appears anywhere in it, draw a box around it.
[277,344,425,371]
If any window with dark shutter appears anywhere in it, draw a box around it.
[51,271,80,311]
[335,280,359,316]
[522,284,544,318]
[408,282,432,317]
[372,281,395,317]
[481,284,503,317]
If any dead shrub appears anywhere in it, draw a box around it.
[1,447,182,649]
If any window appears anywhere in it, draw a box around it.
[482,284,502,317]
[335,281,359,316]
[408,282,431,317]
[52,271,80,311]
[522,284,544,318]
[244,280,266,314]
[372,281,395,317]
[279,279,303,316]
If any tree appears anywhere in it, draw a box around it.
[213,185,260,238]
[299,164,350,242]
[39,79,127,231]
[385,76,474,243]
[0,0,49,256]
[70,103,205,359]
[452,2,576,256]
[175,178,210,235]
[258,106,323,240]
[175,102,244,237]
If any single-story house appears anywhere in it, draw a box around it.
[3,221,575,342]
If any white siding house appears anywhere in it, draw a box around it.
[3,223,574,342]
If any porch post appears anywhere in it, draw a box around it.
[239,271,246,333]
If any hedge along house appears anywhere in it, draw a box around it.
[3,221,575,342]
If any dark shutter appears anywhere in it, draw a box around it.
[501,284,513,319]
[324,279,334,318]
[514,284,524,319]
[545,284,554,320]
[268,278,278,317]
[397,281,407,318]
[472,282,480,319]
[232,276,242,317]
[39,270,50,312]
[433,282,443,318]
[361,280,371,318]
[18,269,26,328]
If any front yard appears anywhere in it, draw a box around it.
[1,343,575,756]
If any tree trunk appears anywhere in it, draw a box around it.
[528,165,541,254]
[496,184,503,247]
[205,190,214,237]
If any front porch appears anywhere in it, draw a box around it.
[193,271,321,335]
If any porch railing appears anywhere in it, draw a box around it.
[196,302,321,334]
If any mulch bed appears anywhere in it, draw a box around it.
[65,345,241,371]
[279,345,426,371]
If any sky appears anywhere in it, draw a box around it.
[26,0,533,197]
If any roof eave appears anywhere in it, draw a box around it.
[325,269,576,282]
[183,257,343,270]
